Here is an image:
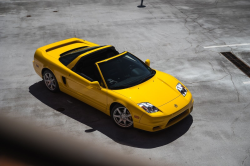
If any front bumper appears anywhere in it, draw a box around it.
[134,97,194,132]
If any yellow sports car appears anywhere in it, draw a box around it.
[33,38,194,132]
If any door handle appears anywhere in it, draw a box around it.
[87,86,102,90]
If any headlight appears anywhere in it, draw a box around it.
[176,83,187,96]
[138,102,159,113]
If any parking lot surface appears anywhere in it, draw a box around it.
[1,0,250,165]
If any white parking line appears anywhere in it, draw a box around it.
[243,81,250,84]
[204,43,250,48]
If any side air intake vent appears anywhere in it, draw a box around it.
[62,76,66,85]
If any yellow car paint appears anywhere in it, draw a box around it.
[33,38,194,132]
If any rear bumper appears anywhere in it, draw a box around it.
[134,98,194,132]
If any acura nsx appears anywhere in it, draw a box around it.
[33,38,194,132]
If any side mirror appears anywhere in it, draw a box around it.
[145,59,150,67]
[90,81,101,90]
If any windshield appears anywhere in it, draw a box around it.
[98,52,155,89]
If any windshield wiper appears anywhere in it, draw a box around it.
[110,85,130,90]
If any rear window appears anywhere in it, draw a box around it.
[59,46,100,66]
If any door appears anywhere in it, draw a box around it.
[65,70,107,113]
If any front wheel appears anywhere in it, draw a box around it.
[111,104,133,128]
[43,69,59,92]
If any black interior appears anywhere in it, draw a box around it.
[97,53,154,89]
[59,46,100,66]
[73,47,119,86]
[98,55,143,86]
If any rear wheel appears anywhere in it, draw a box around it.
[111,104,133,128]
[43,70,59,92]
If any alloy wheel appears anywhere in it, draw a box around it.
[113,107,133,127]
[43,72,57,91]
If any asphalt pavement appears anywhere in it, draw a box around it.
[0,0,250,165]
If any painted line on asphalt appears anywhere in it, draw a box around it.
[243,81,250,84]
[204,43,250,48]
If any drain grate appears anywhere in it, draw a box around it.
[221,52,250,77]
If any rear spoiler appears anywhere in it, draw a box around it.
[38,38,99,53]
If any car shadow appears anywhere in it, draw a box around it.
[29,81,193,149]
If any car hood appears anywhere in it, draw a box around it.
[113,70,181,107]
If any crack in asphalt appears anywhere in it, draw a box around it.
[242,147,250,165]
[209,62,215,71]
[214,0,219,7]
[166,2,247,52]
[231,117,239,136]
[185,74,229,84]
[166,1,224,49]
[147,4,157,20]
[220,58,240,102]
[226,67,240,102]
[243,102,250,109]
[184,37,193,50]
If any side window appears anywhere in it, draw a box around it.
[95,70,105,87]
[74,59,105,87]
[72,47,119,87]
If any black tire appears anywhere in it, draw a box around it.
[111,104,133,128]
[42,69,59,92]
